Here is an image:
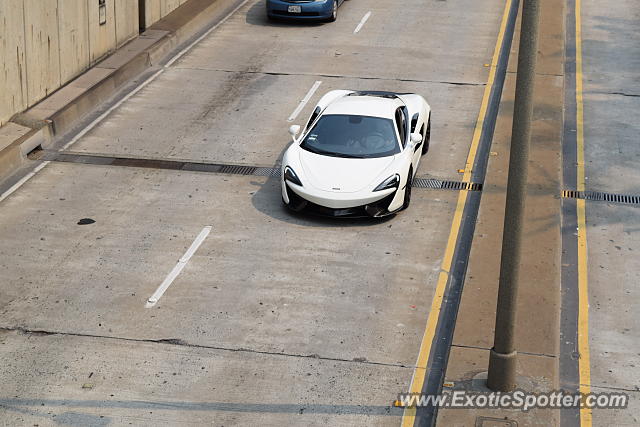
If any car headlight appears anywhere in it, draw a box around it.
[284,166,303,186]
[373,174,400,192]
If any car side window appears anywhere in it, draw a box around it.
[395,108,407,147]
[305,107,321,132]
[411,113,419,133]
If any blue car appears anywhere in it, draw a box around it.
[266,0,345,22]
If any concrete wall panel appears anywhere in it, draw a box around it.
[144,0,162,28]
[58,0,90,83]
[87,0,117,63]
[114,0,138,47]
[163,0,181,16]
[144,0,188,29]
[0,0,28,126]
[24,0,61,106]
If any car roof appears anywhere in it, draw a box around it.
[322,94,402,119]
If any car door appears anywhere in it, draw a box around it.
[410,111,426,162]
[394,107,418,179]
[396,107,421,176]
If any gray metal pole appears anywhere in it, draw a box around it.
[487,0,541,392]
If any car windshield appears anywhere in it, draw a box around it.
[300,114,400,158]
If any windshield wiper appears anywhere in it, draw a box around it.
[333,153,365,159]
[302,145,363,158]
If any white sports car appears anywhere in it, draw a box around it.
[281,90,431,217]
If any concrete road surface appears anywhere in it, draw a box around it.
[0,0,508,425]
[2,0,640,426]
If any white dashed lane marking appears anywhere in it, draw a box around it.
[146,226,212,308]
[354,11,372,34]
[288,80,323,122]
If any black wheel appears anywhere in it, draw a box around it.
[328,0,338,22]
[403,170,413,209]
[421,117,431,155]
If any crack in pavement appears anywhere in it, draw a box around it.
[170,66,486,86]
[589,383,640,393]
[0,326,414,370]
[0,397,403,416]
[450,343,556,358]
[601,91,640,98]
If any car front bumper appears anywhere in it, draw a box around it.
[282,181,403,218]
[266,0,333,20]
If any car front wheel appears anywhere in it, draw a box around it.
[422,118,431,155]
[328,0,338,22]
[403,170,413,209]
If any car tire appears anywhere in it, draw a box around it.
[328,0,338,22]
[421,117,431,155]
[403,169,413,209]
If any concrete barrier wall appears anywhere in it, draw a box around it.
[1,0,29,128]
[23,0,61,108]
[58,1,91,84]
[143,0,190,29]
[0,0,169,128]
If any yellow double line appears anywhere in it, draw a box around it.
[575,0,592,425]
[400,0,514,424]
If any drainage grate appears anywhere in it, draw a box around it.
[45,151,484,192]
[562,190,640,205]
[413,177,483,191]
[442,180,465,190]
[254,167,281,177]
[412,178,443,189]
[47,152,278,177]
[218,165,257,175]
[181,163,223,173]
[111,157,183,170]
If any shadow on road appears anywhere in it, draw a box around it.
[249,141,395,228]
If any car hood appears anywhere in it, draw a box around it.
[298,149,395,193]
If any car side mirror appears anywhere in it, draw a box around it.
[410,133,423,144]
[289,125,301,141]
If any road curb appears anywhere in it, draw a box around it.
[409,0,521,424]
[0,0,244,185]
